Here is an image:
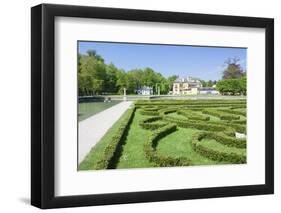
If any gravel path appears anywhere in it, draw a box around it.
[78,101,133,163]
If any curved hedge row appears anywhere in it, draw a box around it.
[163,114,235,134]
[139,116,167,130]
[95,108,136,169]
[192,132,246,164]
[139,109,159,116]
[230,106,246,109]
[195,131,246,148]
[225,122,246,134]
[144,124,192,167]
[141,106,161,111]
[177,109,210,121]
[231,119,246,125]
[202,109,240,121]
[201,119,246,134]
[137,101,247,167]
[158,108,178,117]
[217,108,246,117]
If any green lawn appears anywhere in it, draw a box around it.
[116,110,155,168]
[79,99,247,170]
[79,100,121,121]
[156,128,219,165]
[200,139,246,155]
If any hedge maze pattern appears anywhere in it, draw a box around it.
[95,99,246,169]
[137,99,247,167]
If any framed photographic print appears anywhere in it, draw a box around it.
[31,3,274,209]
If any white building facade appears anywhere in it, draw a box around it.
[137,86,153,95]
[173,77,202,95]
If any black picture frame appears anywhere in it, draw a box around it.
[31,3,274,209]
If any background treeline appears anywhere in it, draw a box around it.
[78,49,247,96]
[78,50,177,96]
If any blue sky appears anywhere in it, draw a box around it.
[78,41,246,81]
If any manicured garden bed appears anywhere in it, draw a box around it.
[79,99,247,170]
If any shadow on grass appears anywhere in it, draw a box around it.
[107,111,135,169]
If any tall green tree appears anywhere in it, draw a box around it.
[216,77,247,95]
[86,49,104,62]
[79,54,106,95]
[116,69,128,94]
[200,80,207,87]
[105,63,118,94]
[239,76,247,95]
[207,80,214,87]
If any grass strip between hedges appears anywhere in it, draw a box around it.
[192,132,246,164]
[202,109,240,120]
[139,116,168,130]
[144,124,192,167]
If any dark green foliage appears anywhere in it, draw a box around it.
[202,109,240,121]
[192,132,246,163]
[217,108,246,116]
[196,131,246,148]
[177,109,210,121]
[164,115,235,133]
[231,119,246,125]
[225,123,246,134]
[78,49,178,95]
[216,78,247,95]
[139,109,159,116]
[144,124,192,166]
[139,116,167,130]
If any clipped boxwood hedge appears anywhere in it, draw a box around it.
[163,114,235,134]
[202,109,240,120]
[144,124,192,167]
[202,119,246,134]
[177,109,210,121]
[158,108,178,117]
[191,132,246,164]
[231,119,246,125]
[95,108,136,169]
[218,108,246,117]
[139,116,167,130]
[139,109,159,116]
[195,131,246,148]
